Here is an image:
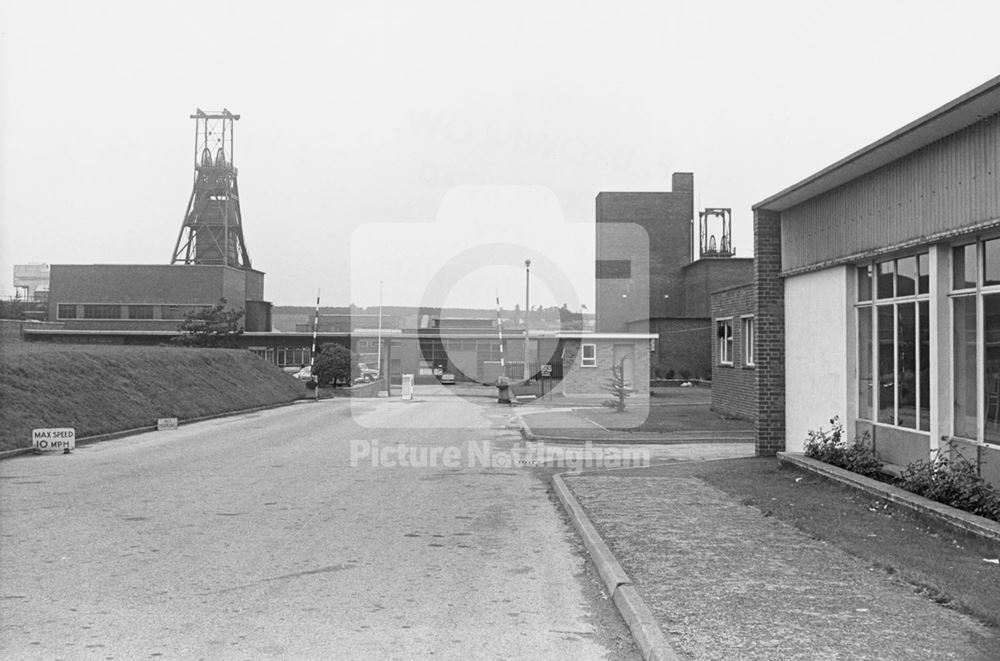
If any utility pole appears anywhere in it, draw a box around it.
[376,280,383,380]
[311,289,320,401]
[523,259,531,382]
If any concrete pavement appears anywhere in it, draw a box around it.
[0,387,638,659]
[565,466,1000,660]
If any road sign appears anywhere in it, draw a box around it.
[157,418,178,431]
[32,428,75,453]
[540,364,552,377]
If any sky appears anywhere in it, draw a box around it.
[1,1,998,310]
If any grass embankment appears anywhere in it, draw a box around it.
[0,343,306,451]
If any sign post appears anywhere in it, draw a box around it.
[32,428,75,454]
[540,364,552,398]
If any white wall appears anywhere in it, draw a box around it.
[784,266,849,451]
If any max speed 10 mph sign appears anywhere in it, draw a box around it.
[32,428,75,453]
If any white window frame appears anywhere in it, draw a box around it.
[741,316,755,367]
[855,251,930,432]
[950,236,1000,447]
[581,343,597,368]
[717,318,733,366]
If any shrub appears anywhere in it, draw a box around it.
[898,446,1000,522]
[803,416,883,479]
[666,369,675,380]
[602,356,631,412]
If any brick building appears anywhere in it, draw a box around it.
[595,172,754,380]
[751,75,1000,487]
[47,264,272,332]
[711,283,756,421]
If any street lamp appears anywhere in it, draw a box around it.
[523,259,531,382]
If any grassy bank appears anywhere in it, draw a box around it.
[0,343,306,451]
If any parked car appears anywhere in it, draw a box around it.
[293,366,313,381]
[440,372,456,385]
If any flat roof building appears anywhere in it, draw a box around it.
[751,75,1000,486]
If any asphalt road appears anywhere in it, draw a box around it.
[0,387,636,660]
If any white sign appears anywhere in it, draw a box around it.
[32,428,75,452]
[157,418,178,431]
[401,374,414,400]
[540,364,553,376]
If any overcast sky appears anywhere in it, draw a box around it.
[2,1,998,310]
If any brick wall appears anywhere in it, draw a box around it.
[642,317,711,380]
[595,174,694,329]
[682,258,755,317]
[754,209,785,455]
[559,339,650,396]
[711,284,757,420]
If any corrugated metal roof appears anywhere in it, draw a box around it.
[755,75,1000,212]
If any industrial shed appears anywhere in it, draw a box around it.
[752,76,1000,486]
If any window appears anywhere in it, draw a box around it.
[741,316,754,367]
[952,237,1000,445]
[160,304,212,320]
[128,305,154,320]
[83,304,122,319]
[581,343,597,367]
[57,304,77,319]
[856,253,929,431]
[717,319,733,365]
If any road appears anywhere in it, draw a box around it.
[0,387,637,660]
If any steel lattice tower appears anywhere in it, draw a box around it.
[171,109,252,268]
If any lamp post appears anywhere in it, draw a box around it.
[523,259,531,382]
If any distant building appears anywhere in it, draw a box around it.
[13,264,50,301]
[595,173,753,380]
[294,313,402,333]
[47,264,272,332]
[751,75,1000,487]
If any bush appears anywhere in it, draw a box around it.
[602,356,631,412]
[898,446,1000,522]
[803,416,883,479]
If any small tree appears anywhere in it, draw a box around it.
[173,298,244,348]
[602,355,632,412]
[313,343,357,387]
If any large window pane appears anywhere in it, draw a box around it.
[897,303,917,429]
[896,256,917,297]
[953,244,976,290]
[986,294,1000,444]
[918,301,930,431]
[954,296,978,439]
[985,239,1000,287]
[877,305,895,424]
[857,266,872,302]
[858,307,873,420]
[918,253,929,295]
[877,261,895,299]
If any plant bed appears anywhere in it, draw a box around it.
[803,418,1000,524]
